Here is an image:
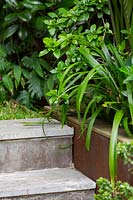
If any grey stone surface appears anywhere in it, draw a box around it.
[0,118,73,172]
[0,168,96,199]
[0,137,72,172]
[1,190,95,200]
[0,118,73,141]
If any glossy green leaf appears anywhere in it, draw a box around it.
[39,49,49,57]
[49,28,56,36]
[14,65,22,87]
[108,0,133,49]
[22,69,30,79]
[18,27,28,40]
[4,13,18,24]
[78,13,89,21]
[48,12,58,18]
[90,24,96,33]
[58,8,69,16]
[123,117,133,137]
[86,107,102,150]
[76,67,98,120]
[5,0,18,7]
[58,62,81,94]
[61,104,68,127]
[81,96,102,133]
[3,24,18,40]
[126,83,133,124]
[53,49,60,59]
[34,63,44,78]
[109,110,124,188]
[18,11,32,22]
[2,75,14,94]
[22,0,46,11]
[47,76,54,91]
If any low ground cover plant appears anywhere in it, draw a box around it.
[0,100,43,120]
[95,177,133,200]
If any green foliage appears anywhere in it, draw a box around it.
[45,42,133,190]
[0,43,53,107]
[40,0,112,125]
[16,90,32,108]
[47,43,133,143]
[79,44,133,137]
[95,177,133,200]
[40,0,111,65]
[0,100,43,120]
[79,44,133,187]
[0,1,63,107]
[108,0,133,51]
[109,110,124,187]
[0,0,46,42]
[39,2,133,190]
[38,1,133,197]
[117,141,133,174]
[0,44,18,99]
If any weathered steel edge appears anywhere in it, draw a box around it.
[44,106,132,143]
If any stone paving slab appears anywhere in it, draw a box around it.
[0,168,96,198]
[0,118,73,140]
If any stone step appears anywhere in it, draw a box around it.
[0,118,73,173]
[0,168,96,200]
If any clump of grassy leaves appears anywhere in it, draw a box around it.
[0,100,43,120]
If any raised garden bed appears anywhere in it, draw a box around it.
[44,106,133,185]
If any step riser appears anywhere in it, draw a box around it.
[0,190,94,200]
[0,137,72,173]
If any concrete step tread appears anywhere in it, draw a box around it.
[0,118,73,141]
[0,168,96,198]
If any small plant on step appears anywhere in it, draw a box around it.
[94,177,133,200]
[117,141,133,174]
[95,141,133,200]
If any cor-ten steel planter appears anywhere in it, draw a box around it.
[44,106,133,185]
